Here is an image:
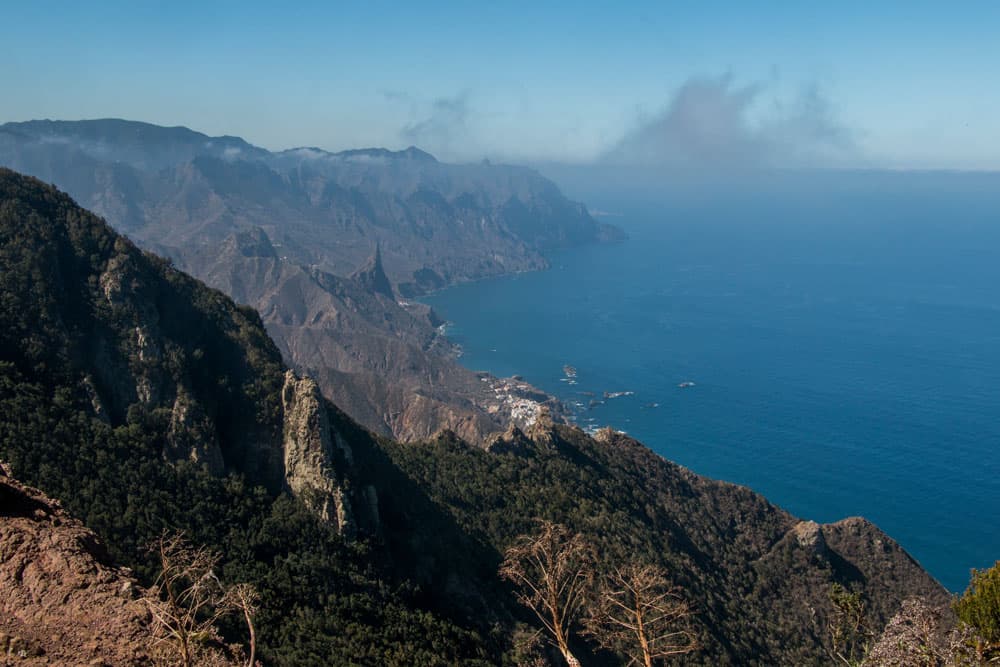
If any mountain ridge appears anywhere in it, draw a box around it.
[0,118,619,442]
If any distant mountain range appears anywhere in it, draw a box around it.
[0,118,615,441]
[0,118,622,291]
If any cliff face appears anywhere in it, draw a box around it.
[181,224,563,443]
[0,169,362,532]
[281,371,356,536]
[0,463,151,665]
[0,119,593,443]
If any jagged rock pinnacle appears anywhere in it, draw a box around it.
[485,423,534,455]
[351,242,394,298]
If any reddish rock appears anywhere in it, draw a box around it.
[0,463,151,665]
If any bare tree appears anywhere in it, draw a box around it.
[862,598,946,667]
[144,532,259,667]
[228,583,260,667]
[863,597,984,667]
[499,521,595,666]
[586,563,698,667]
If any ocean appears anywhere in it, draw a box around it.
[423,171,1000,592]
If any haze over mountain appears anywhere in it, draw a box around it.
[0,118,614,441]
[0,118,620,289]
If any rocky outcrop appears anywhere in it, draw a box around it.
[281,371,355,537]
[823,516,951,608]
[525,407,559,450]
[792,519,828,557]
[484,423,534,455]
[190,226,566,445]
[0,463,151,665]
[166,386,225,474]
[350,243,394,299]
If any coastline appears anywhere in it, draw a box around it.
[417,216,995,593]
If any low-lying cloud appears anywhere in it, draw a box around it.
[603,74,857,169]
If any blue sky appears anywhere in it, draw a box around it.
[3,1,998,169]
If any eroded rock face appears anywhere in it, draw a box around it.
[166,386,225,474]
[281,370,355,537]
[525,407,559,450]
[792,520,828,558]
[97,244,165,410]
[350,243,394,299]
[0,463,151,665]
[484,423,534,455]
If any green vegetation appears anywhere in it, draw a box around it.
[827,583,872,665]
[0,360,492,664]
[382,426,945,665]
[954,561,1000,660]
[856,564,1000,666]
[0,169,494,665]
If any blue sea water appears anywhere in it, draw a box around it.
[424,173,1000,592]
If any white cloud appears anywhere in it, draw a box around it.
[603,74,858,169]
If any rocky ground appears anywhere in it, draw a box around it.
[0,463,151,665]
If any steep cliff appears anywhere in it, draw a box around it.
[281,371,356,535]
[180,224,562,443]
[0,168,360,530]
[0,119,591,443]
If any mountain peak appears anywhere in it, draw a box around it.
[350,242,394,298]
[221,226,277,259]
[401,146,437,162]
